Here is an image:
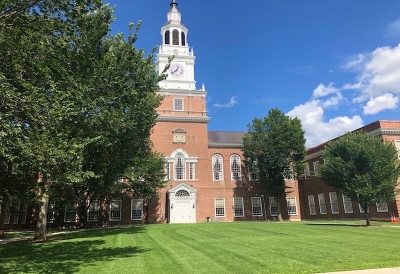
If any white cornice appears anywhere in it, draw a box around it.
[157,89,207,96]
[208,142,243,148]
[156,116,210,123]
[367,128,400,136]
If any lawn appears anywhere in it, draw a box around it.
[1,221,399,274]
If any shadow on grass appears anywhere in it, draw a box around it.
[0,226,150,274]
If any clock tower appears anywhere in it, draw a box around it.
[156,0,196,91]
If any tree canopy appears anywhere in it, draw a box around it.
[319,131,400,226]
[243,108,306,220]
[0,0,167,239]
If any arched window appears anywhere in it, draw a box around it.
[172,29,179,45]
[164,30,170,44]
[212,154,223,181]
[176,190,190,197]
[230,155,241,180]
[181,32,186,46]
[174,152,185,180]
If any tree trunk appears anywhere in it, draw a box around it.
[34,178,51,241]
[277,197,283,221]
[363,205,371,226]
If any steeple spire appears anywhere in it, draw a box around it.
[170,0,178,10]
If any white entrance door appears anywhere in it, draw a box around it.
[174,201,191,223]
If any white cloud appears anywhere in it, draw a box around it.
[343,43,400,114]
[322,93,343,108]
[287,99,363,148]
[342,54,365,70]
[363,93,399,114]
[385,18,400,39]
[312,83,340,99]
[213,96,238,108]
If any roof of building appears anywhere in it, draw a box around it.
[208,131,246,147]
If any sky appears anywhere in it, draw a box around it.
[106,0,400,148]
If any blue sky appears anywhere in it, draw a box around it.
[106,0,400,148]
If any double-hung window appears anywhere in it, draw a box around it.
[329,192,339,214]
[88,201,100,221]
[269,197,278,216]
[230,155,241,180]
[131,199,143,220]
[233,197,244,217]
[214,198,225,217]
[308,195,316,215]
[318,194,327,214]
[109,200,122,221]
[251,197,263,216]
[287,197,298,215]
[342,195,353,213]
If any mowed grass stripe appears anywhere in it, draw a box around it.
[1,221,400,274]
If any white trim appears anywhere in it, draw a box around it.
[286,197,298,215]
[376,202,388,213]
[214,198,225,217]
[342,195,353,214]
[212,154,224,181]
[230,154,241,181]
[318,194,327,214]
[87,201,100,221]
[109,200,122,221]
[329,192,339,214]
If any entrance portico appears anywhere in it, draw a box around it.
[168,183,197,223]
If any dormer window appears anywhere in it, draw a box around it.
[181,32,186,46]
[164,30,170,44]
[172,29,179,45]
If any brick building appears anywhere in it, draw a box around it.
[1,1,399,230]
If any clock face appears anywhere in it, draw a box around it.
[169,63,184,78]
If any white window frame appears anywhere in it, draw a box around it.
[304,164,311,179]
[64,203,78,222]
[308,195,316,215]
[189,162,195,180]
[329,192,339,214]
[174,98,184,111]
[174,152,186,180]
[342,195,353,214]
[318,194,327,214]
[212,154,224,181]
[283,167,294,181]
[313,161,320,176]
[131,199,143,220]
[233,197,244,217]
[230,154,241,181]
[214,198,225,217]
[251,197,263,217]
[395,140,400,159]
[109,200,122,221]
[376,202,388,213]
[269,197,278,216]
[286,197,298,215]
[87,201,100,221]
[165,162,170,180]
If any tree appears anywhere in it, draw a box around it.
[243,108,306,221]
[0,0,115,240]
[319,132,400,226]
[1,0,167,239]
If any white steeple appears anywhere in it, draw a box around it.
[156,1,197,91]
